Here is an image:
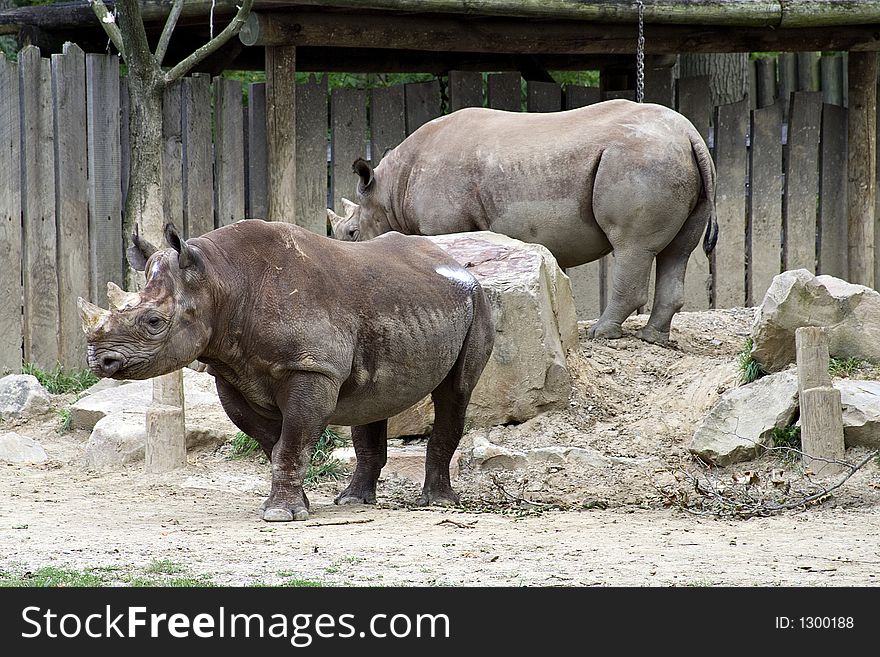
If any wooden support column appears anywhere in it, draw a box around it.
[795,327,846,478]
[266,45,296,223]
[847,52,877,288]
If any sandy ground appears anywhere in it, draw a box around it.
[2,308,879,586]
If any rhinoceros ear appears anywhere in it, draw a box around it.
[126,223,158,272]
[164,222,200,271]
[352,158,374,194]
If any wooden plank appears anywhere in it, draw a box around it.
[848,53,877,287]
[820,54,844,106]
[797,51,820,91]
[119,77,129,214]
[162,81,183,230]
[755,57,777,108]
[448,70,482,111]
[86,53,122,305]
[603,89,635,101]
[564,85,600,109]
[295,75,328,235]
[644,56,675,107]
[778,52,797,118]
[713,98,749,309]
[370,84,405,166]
[819,103,847,279]
[676,75,711,310]
[51,43,89,371]
[265,45,296,223]
[330,86,367,213]
[405,79,442,135]
[526,80,561,112]
[565,83,601,319]
[487,72,520,111]
[783,91,822,273]
[749,101,783,306]
[247,81,268,220]
[19,47,58,368]
[214,77,246,227]
[181,74,214,238]
[0,56,22,372]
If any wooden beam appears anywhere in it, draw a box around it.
[847,52,877,287]
[240,11,880,54]
[265,44,296,223]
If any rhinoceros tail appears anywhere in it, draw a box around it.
[690,132,718,255]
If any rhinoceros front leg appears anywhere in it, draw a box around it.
[588,247,654,340]
[335,420,387,505]
[263,372,339,522]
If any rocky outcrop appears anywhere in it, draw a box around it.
[837,380,880,449]
[0,375,52,421]
[388,231,578,437]
[689,370,799,465]
[751,270,880,372]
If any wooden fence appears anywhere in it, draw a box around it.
[0,47,858,373]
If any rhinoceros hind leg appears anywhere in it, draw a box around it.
[335,420,387,505]
[588,247,654,340]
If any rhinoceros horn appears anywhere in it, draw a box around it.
[326,208,346,233]
[106,281,141,311]
[77,297,111,334]
[341,198,358,218]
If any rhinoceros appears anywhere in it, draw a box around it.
[78,220,494,522]
[328,99,717,345]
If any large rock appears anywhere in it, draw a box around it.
[689,371,799,465]
[388,232,578,436]
[751,269,880,372]
[78,370,240,469]
[837,380,880,449]
[0,375,51,421]
[0,431,48,463]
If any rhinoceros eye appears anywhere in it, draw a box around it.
[143,313,167,336]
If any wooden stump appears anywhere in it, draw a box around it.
[795,327,846,477]
[145,402,187,473]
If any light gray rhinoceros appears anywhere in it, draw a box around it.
[78,220,494,522]
[328,99,717,345]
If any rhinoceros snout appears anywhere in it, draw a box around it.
[97,351,124,377]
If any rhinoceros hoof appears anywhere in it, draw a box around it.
[334,491,377,505]
[587,322,623,340]
[263,507,309,522]
[636,325,671,345]
[416,489,460,508]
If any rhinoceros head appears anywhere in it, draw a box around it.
[78,223,212,380]
[327,158,389,241]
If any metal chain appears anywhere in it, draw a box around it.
[636,0,645,103]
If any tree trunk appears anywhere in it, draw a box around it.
[679,53,749,106]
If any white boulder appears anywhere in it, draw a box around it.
[0,375,51,421]
[0,431,48,463]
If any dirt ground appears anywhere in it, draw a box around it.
[2,308,880,586]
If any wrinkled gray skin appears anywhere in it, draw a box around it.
[78,220,494,522]
[329,99,717,344]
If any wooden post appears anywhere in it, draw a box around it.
[795,327,846,477]
[265,45,296,223]
[0,56,22,373]
[847,52,877,288]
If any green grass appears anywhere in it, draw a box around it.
[279,578,323,587]
[22,363,98,395]
[57,408,72,434]
[771,424,801,450]
[144,559,185,575]
[829,356,869,378]
[737,338,767,384]
[0,565,215,588]
[0,567,104,587]
[229,428,349,484]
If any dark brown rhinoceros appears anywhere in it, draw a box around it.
[328,99,717,345]
[78,220,494,522]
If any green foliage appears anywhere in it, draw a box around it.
[0,567,104,588]
[280,577,323,587]
[549,70,600,88]
[229,431,261,458]
[22,363,98,395]
[771,424,801,450]
[829,356,867,378]
[737,338,767,384]
[57,408,72,434]
[229,428,348,483]
[145,559,184,575]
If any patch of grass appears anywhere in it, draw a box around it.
[126,575,216,588]
[145,559,184,575]
[22,363,98,395]
[737,337,767,384]
[229,431,261,458]
[0,567,105,587]
[771,424,801,450]
[306,428,348,485]
[57,408,72,434]
[829,356,868,378]
[280,578,323,588]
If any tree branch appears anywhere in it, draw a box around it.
[115,0,159,80]
[164,0,254,83]
[155,0,185,67]
[88,0,124,57]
